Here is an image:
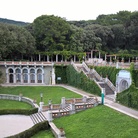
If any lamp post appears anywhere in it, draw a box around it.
[40,92,43,102]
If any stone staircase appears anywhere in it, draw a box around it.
[74,62,116,101]
[30,112,47,125]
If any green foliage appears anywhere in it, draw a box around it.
[0,107,38,115]
[54,106,138,138]
[33,15,73,52]
[93,66,120,85]
[7,121,49,138]
[0,23,35,60]
[117,86,138,109]
[66,65,101,96]
[55,65,67,84]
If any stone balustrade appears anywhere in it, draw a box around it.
[0,94,39,108]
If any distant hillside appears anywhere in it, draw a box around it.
[0,18,30,26]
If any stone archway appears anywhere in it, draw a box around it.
[119,80,129,92]
[116,70,132,93]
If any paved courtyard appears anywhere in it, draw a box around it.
[0,115,33,138]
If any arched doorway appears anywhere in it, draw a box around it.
[116,70,132,93]
[9,74,13,83]
[120,80,129,92]
[9,68,14,83]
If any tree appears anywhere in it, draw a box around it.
[0,23,35,60]
[32,15,73,52]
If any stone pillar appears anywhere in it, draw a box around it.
[39,54,41,61]
[28,73,30,83]
[14,73,16,83]
[116,61,119,69]
[39,102,44,112]
[35,74,37,83]
[6,73,9,83]
[47,55,49,62]
[82,96,87,103]
[51,65,55,85]
[91,50,93,58]
[46,110,53,122]
[61,97,66,108]
[99,51,101,59]
[56,54,58,62]
[69,103,76,114]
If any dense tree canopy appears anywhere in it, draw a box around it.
[0,23,35,60]
[0,11,138,60]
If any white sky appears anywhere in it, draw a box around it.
[0,0,137,23]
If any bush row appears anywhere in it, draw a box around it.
[7,121,49,138]
[66,65,101,96]
[0,108,38,115]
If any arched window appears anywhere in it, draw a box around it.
[30,74,35,83]
[37,69,42,83]
[9,68,13,73]
[23,69,28,73]
[23,74,28,83]
[16,68,21,73]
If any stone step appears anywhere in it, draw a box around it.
[30,112,47,125]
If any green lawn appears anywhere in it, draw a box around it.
[0,86,82,104]
[0,99,32,109]
[53,105,138,138]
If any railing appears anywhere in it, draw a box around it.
[0,61,52,66]
[0,94,39,108]
[82,61,90,72]
[104,78,116,92]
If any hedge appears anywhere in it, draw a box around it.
[7,121,49,138]
[0,108,38,115]
[66,65,101,96]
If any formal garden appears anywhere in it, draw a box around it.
[0,86,138,138]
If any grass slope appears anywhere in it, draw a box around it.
[54,105,138,138]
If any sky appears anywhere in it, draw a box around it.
[0,0,137,23]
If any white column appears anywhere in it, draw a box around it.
[51,65,55,85]
[42,73,44,84]
[35,74,37,83]
[47,55,49,62]
[28,73,30,83]
[39,54,41,61]
[6,73,9,83]
[14,73,16,83]
[99,51,101,59]
[91,50,93,58]
[56,54,58,62]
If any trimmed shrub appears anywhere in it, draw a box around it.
[7,121,49,138]
[0,108,38,115]
[66,65,101,96]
